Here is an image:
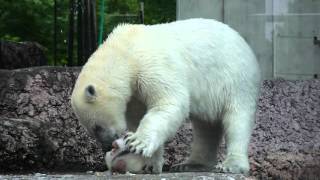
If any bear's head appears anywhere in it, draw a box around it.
[71,50,133,151]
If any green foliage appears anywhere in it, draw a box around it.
[0,0,176,66]
[101,0,176,37]
[0,0,69,65]
[144,0,176,24]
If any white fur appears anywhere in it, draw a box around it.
[71,18,261,174]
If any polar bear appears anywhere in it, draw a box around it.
[71,18,261,174]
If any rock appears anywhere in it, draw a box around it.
[0,67,105,173]
[249,79,320,179]
[0,67,320,180]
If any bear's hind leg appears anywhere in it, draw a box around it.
[171,119,223,172]
[216,107,255,175]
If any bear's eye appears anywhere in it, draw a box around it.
[85,85,97,102]
[86,85,96,96]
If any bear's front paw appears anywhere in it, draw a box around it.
[124,132,156,157]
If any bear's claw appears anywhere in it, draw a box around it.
[124,131,154,157]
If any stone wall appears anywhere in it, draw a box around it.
[0,67,319,179]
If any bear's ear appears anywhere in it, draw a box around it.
[85,85,97,103]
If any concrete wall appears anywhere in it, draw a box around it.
[177,0,320,80]
[177,0,224,21]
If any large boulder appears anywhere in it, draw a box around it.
[0,67,319,179]
[0,67,104,172]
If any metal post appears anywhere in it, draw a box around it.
[77,0,85,65]
[67,0,75,66]
[222,0,225,22]
[90,0,97,50]
[139,1,144,24]
[98,0,105,45]
[83,0,90,61]
[86,0,92,55]
[0,41,2,65]
[53,0,57,65]
[272,0,276,78]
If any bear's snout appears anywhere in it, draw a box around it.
[92,124,119,152]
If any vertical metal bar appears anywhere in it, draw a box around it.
[53,0,57,65]
[83,0,90,61]
[139,1,144,24]
[76,0,80,66]
[90,0,97,50]
[86,0,92,55]
[98,0,105,45]
[222,0,225,22]
[67,0,75,66]
[0,40,4,67]
[176,0,179,20]
[272,0,276,78]
[77,0,84,66]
